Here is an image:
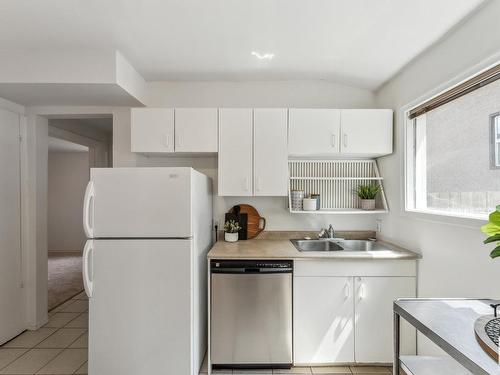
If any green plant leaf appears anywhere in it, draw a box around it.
[484,234,500,244]
[481,222,500,236]
[497,204,500,212]
[490,210,500,226]
[490,244,500,259]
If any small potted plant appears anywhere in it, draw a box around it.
[481,204,500,259]
[355,184,380,210]
[224,220,242,242]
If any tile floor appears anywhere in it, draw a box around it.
[0,292,395,375]
[0,292,88,375]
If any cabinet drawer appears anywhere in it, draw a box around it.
[294,259,416,277]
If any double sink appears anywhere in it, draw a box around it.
[290,239,386,252]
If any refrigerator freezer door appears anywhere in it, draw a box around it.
[88,239,193,375]
[88,168,192,238]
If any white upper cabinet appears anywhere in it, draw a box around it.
[131,108,174,153]
[340,109,393,157]
[218,108,253,196]
[253,109,288,196]
[289,109,341,156]
[174,108,218,152]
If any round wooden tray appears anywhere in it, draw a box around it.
[475,315,499,361]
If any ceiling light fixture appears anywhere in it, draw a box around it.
[251,51,275,60]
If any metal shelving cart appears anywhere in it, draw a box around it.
[393,299,500,375]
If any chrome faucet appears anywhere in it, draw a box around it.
[318,224,335,239]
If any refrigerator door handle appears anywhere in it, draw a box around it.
[83,181,95,238]
[83,240,94,298]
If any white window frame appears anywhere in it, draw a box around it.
[492,113,500,169]
[402,67,500,223]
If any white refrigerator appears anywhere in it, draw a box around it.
[82,167,212,375]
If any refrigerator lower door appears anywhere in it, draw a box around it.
[88,239,194,375]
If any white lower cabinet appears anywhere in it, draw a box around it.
[354,276,416,363]
[293,261,416,365]
[294,277,354,364]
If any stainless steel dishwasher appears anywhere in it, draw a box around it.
[210,259,293,369]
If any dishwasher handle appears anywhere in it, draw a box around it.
[211,267,292,274]
[211,260,293,274]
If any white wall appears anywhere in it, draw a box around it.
[113,80,380,230]
[48,151,89,252]
[374,0,500,355]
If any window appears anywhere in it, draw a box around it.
[406,66,500,220]
[492,113,500,168]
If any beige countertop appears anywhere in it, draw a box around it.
[207,238,421,260]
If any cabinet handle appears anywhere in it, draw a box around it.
[331,134,336,148]
[243,178,250,192]
[256,177,262,192]
[344,283,350,299]
[358,282,365,300]
[163,134,171,148]
[343,134,348,148]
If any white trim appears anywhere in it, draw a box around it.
[398,53,500,227]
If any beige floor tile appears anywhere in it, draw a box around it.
[50,300,76,314]
[64,313,88,329]
[0,349,29,370]
[3,329,57,349]
[0,349,62,374]
[44,313,80,328]
[74,361,87,374]
[36,329,86,349]
[59,300,88,313]
[311,366,351,374]
[274,367,312,374]
[36,348,87,374]
[350,366,391,374]
[68,332,88,349]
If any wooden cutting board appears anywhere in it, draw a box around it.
[229,204,266,239]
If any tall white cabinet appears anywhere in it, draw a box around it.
[218,109,253,196]
[218,108,288,196]
[0,108,25,345]
[253,108,288,196]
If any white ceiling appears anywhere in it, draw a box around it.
[48,137,89,153]
[0,0,483,89]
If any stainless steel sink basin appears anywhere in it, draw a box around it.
[291,239,386,252]
[291,239,344,252]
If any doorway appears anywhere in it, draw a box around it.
[47,117,112,310]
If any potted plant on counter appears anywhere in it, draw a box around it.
[224,220,242,242]
[481,204,500,259]
[355,184,380,210]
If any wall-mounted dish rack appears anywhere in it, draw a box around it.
[288,160,389,214]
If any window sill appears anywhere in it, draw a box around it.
[403,208,488,228]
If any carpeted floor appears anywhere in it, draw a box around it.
[48,251,84,310]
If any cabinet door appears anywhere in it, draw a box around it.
[340,109,392,156]
[254,108,288,196]
[354,277,416,363]
[0,110,24,345]
[289,109,340,155]
[218,108,253,196]
[175,108,218,152]
[131,108,174,152]
[294,276,354,365]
